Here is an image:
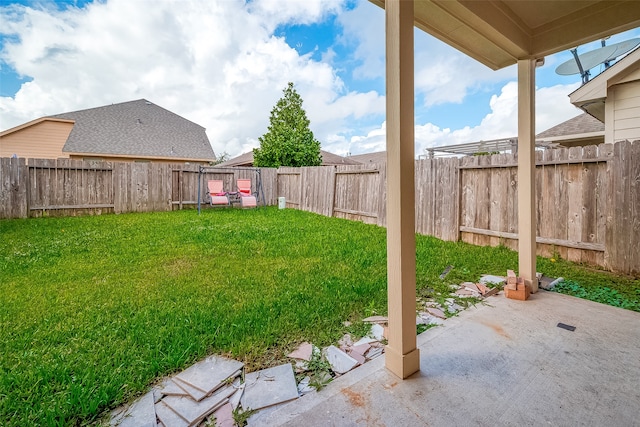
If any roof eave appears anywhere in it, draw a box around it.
[63,151,214,162]
[536,131,605,143]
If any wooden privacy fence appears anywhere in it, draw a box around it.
[275,164,386,225]
[273,141,639,275]
[0,158,273,218]
[1,140,638,274]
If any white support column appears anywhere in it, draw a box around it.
[517,59,538,293]
[385,0,420,379]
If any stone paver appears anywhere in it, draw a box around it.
[241,363,299,411]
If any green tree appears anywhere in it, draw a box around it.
[253,82,322,167]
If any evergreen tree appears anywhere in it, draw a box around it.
[253,82,322,167]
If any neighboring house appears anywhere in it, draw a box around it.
[217,149,360,167]
[0,99,216,164]
[570,46,640,143]
[348,151,387,164]
[535,113,604,148]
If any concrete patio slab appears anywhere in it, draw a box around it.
[251,292,640,426]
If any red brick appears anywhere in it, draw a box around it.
[505,283,531,301]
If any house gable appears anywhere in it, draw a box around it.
[570,47,640,122]
[0,118,74,159]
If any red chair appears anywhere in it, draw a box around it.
[207,180,230,206]
[237,179,257,208]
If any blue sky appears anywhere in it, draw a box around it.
[1,0,639,158]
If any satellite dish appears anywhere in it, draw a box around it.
[555,38,640,83]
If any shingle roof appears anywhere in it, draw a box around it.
[49,99,215,161]
[320,150,362,166]
[217,150,360,167]
[348,151,387,164]
[536,113,604,139]
[217,151,254,167]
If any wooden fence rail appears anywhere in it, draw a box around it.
[1,140,638,275]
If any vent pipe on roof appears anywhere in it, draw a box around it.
[136,118,142,124]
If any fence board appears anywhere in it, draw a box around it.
[607,141,638,273]
[631,141,640,275]
[553,148,569,260]
[300,166,334,216]
[333,165,380,224]
[566,147,583,262]
[538,149,556,257]
[277,168,302,207]
[580,145,598,265]
[0,157,27,218]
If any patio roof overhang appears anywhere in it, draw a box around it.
[371,0,640,70]
[374,0,640,379]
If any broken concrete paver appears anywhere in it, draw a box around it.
[426,307,447,319]
[292,360,308,373]
[444,299,463,312]
[362,315,388,324]
[353,336,377,346]
[350,343,371,357]
[297,376,315,396]
[439,265,453,279]
[326,345,359,374]
[365,347,384,360]
[348,350,366,365]
[171,377,209,402]
[338,334,354,348]
[370,323,385,340]
[287,342,314,361]
[213,402,234,427]
[110,391,156,427]
[241,363,299,411]
[158,379,190,398]
[175,356,243,396]
[480,275,506,285]
[418,312,444,325]
[227,378,243,410]
[155,401,189,427]
[162,384,235,427]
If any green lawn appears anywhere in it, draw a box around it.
[1,207,638,425]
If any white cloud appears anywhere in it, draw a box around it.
[336,0,385,81]
[248,0,344,30]
[0,0,387,158]
[414,45,515,107]
[347,81,583,156]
